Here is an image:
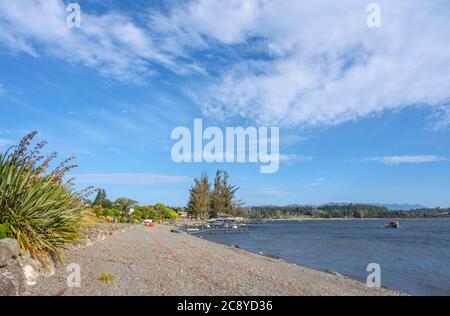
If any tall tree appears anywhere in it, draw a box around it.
[187,173,211,219]
[210,170,223,217]
[220,171,239,215]
[93,188,106,206]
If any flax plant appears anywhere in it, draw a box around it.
[0,132,85,258]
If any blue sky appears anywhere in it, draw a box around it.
[1,0,450,207]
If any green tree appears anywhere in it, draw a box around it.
[93,188,106,206]
[135,206,158,220]
[114,197,138,216]
[220,171,239,215]
[187,173,211,219]
[210,170,223,217]
[131,209,143,221]
[174,207,184,214]
[99,198,114,209]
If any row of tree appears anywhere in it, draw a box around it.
[187,170,245,219]
[89,189,179,222]
[248,204,450,219]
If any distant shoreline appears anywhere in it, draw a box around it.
[259,216,449,221]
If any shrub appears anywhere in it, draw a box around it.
[98,272,114,284]
[131,209,142,221]
[161,208,179,220]
[102,209,116,217]
[0,132,84,258]
[99,199,114,209]
[155,203,179,220]
[135,206,158,220]
[0,223,11,239]
[92,205,104,217]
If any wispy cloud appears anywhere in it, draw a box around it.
[362,155,447,165]
[431,105,450,131]
[0,138,12,147]
[74,173,192,185]
[1,1,449,128]
[153,0,450,126]
[280,154,314,163]
[0,0,199,83]
[0,83,5,95]
[281,134,308,146]
[0,129,29,136]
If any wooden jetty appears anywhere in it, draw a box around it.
[184,224,250,235]
[182,216,251,234]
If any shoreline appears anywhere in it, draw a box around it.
[191,227,403,295]
[28,224,404,296]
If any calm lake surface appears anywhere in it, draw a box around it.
[199,218,450,295]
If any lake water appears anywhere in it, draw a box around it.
[198,218,450,295]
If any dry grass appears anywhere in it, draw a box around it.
[82,212,108,228]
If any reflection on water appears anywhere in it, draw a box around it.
[199,218,450,296]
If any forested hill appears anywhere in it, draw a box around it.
[248,204,450,219]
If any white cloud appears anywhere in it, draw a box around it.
[0,0,198,82]
[74,173,192,184]
[363,155,447,165]
[0,83,5,95]
[150,0,263,48]
[153,0,450,126]
[2,1,450,127]
[431,106,450,130]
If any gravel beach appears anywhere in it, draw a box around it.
[28,224,402,296]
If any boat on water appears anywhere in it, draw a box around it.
[386,221,400,228]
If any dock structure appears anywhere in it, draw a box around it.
[184,224,250,235]
[182,215,250,234]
